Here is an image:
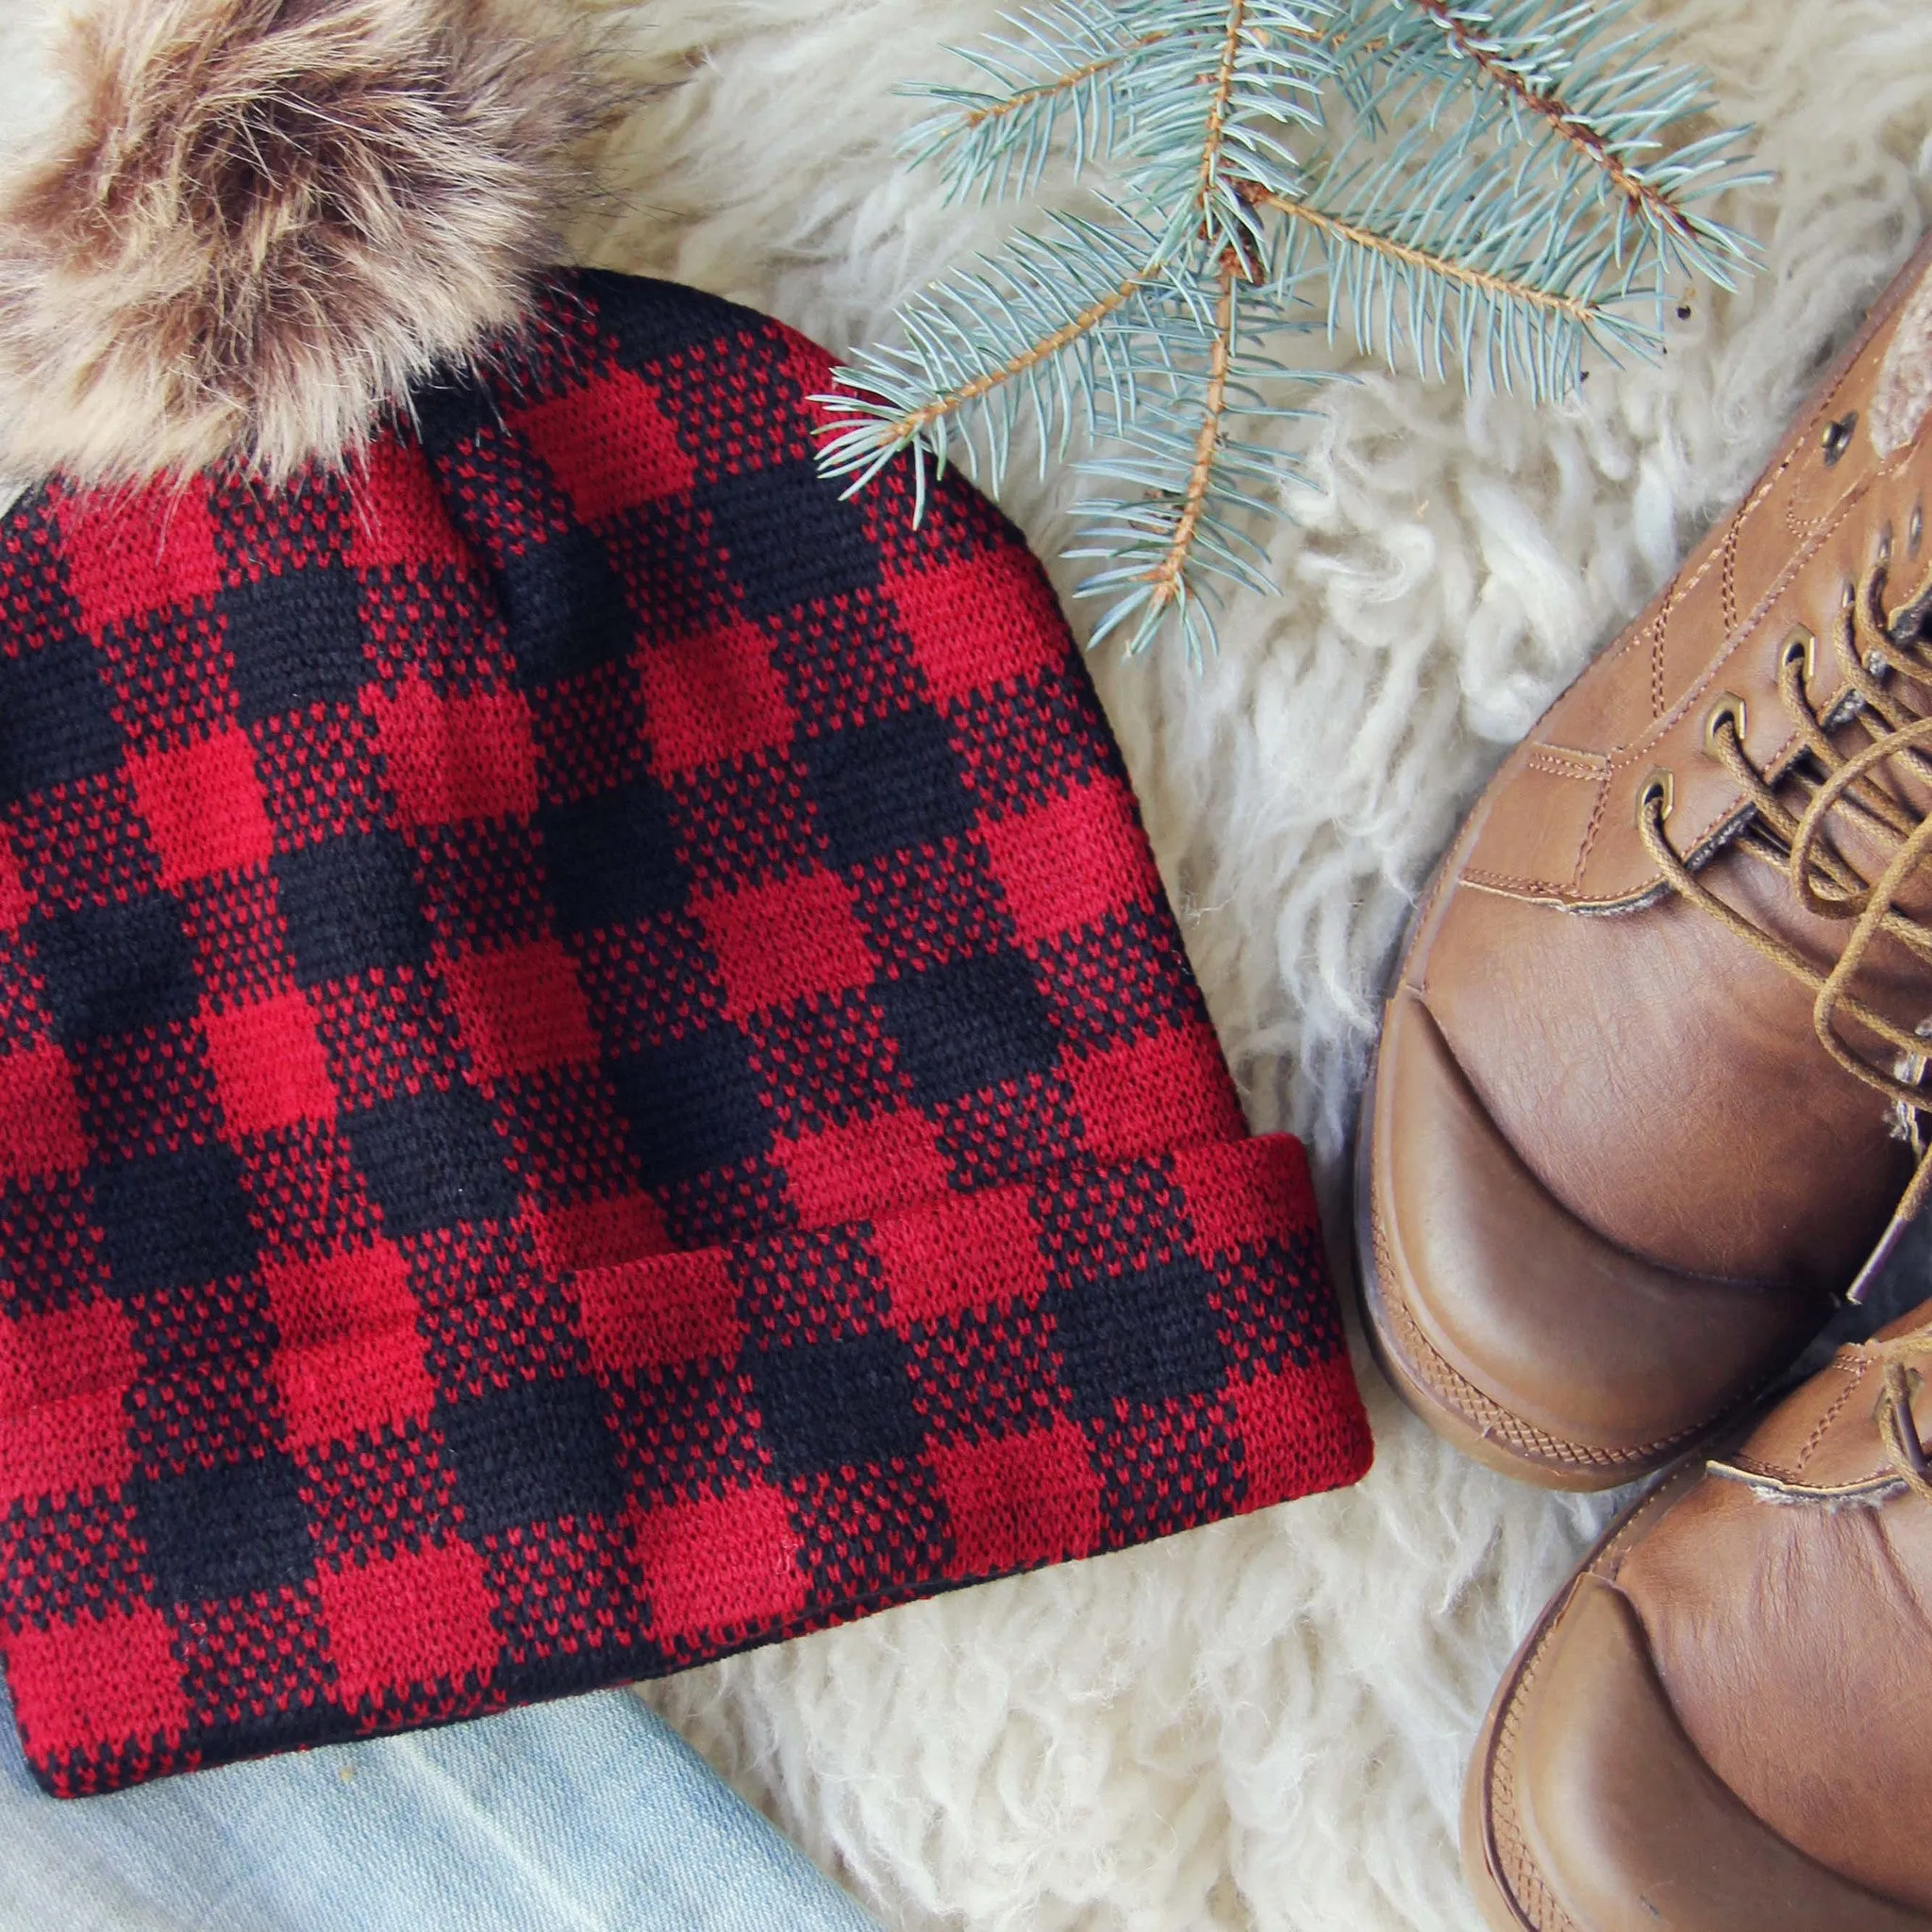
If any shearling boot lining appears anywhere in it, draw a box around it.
[0,0,610,488]
[1872,264,1932,458]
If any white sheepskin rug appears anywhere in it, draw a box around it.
[4,3,1928,1927]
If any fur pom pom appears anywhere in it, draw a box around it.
[0,0,609,486]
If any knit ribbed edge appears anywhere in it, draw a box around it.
[2,1131,1371,1793]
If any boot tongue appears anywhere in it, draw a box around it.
[1707,1300,1932,1504]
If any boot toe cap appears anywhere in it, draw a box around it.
[1361,987,1830,1487]
[1466,1569,1931,1931]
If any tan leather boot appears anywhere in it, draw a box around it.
[1463,1298,1932,1931]
[1357,231,1932,1488]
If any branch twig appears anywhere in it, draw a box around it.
[960,32,1169,129]
[1194,0,1248,215]
[1257,189,1596,320]
[1407,0,1701,243]
[862,272,1152,445]
[1146,256,1239,611]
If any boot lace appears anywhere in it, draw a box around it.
[1637,549,1932,1299]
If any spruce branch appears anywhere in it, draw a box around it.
[1261,192,1594,324]
[965,42,1137,125]
[1271,75,1661,392]
[1188,1,1247,225]
[818,0,1763,653]
[1143,254,1242,626]
[1124,0,1339,255]
[1347,0,1764,283]
[1407,0,1704,243]
[815,206,1197,514]
[1072,252,1314,658]
[874,269,1142,441]
[908,4,1164,196]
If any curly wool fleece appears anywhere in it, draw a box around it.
[3,0,1931,1926]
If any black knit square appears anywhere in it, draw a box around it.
[0,630,120,806]
[748,1329,923,1478]
[1049,1256,1227,1414]
[876,950,1058,1104]
[437,1374,623,1535]
[275,827,431,985]
[608,1025,772,1188]
[31,893,197,1042]
[129,1449,315,1604]
[412,370,501,460]
[93,1143,259,1297]
[341,1082,516,1238]
[587,267,747,373]
[222,568,368,723]
[495,525,634,688]
[800,706,973,867]
[696,460,879,617]
[539,777,686,935]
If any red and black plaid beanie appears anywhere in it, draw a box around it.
[0,269,1369,1793]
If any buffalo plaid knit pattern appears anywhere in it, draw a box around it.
[0,269,1370,1796]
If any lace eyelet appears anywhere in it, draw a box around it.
[1912,504,1924,557]
[1877,525,1895,569]
[1823,413,1858,466]
[1781,625,1816,681]
[1704,691,1746,756]
[1638,767,1674,825]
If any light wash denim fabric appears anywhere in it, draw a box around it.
[0,1682,879,1932]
